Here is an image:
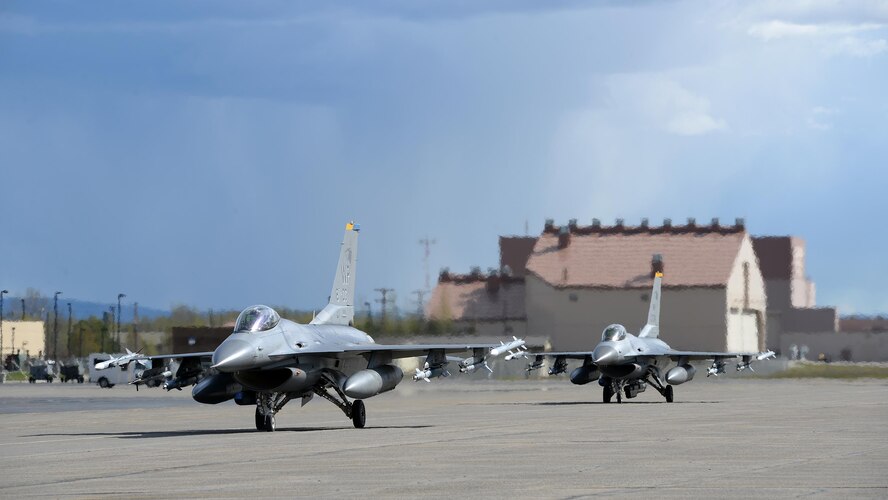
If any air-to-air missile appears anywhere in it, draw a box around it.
[490,336,526,358]
[736,350,776,372]
[413,363,451,382]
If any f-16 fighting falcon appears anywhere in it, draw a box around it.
[131,222,521,431]
[522,272,774,403]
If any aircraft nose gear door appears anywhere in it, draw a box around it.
[255,392,292,432]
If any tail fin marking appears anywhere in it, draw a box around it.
[638,271,662,338]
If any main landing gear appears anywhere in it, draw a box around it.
[253,374,368,432]
[601,371,675,403]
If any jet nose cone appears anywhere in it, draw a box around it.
[211,339,255,372]
[592,345,619,365]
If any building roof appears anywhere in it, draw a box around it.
[526,221,746,288]
[426,273,526,321]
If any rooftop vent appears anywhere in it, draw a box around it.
[558,225,571,249]
[651,253,664,278]
[544,218,555,231]
[735,217,745,229]
[592,218,601,228]
[640,218,649,229]
[687,217,696,227]
[663,218,672,228]
[711,217,720,228]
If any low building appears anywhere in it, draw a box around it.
[525,218,766,352]
[171,326,231,354]
[0,320,46,359]
[752,236,838,353]
[426,268,527,337]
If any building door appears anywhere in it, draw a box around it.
[727,311,759,352]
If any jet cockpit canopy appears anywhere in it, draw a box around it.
[601,324,627,342]
[234,305,281,333]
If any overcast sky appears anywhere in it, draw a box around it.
[1,1,886,315]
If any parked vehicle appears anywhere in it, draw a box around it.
[28,360,56,383]
[60,363,85,383]
[88,353,142,388]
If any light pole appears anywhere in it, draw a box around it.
[66,302,73,359]
[117,293,126,347]
[108,307,115,351]
[133,302,139,350]
[101,311,109,353]
[1,289,8,359]
[53,291,62,360]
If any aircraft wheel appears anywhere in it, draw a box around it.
[98,377,109,389]
[665,385,674,403]
[351,400,366,429]
[29,377,35,384]
[254,407,264,431]
[78,377,84,383]
[602,386,613,403]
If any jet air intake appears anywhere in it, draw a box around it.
[569,364,599,385]
[344,365,403,399]
[665,364,696,385]
[192,373,244,404]
[235,367,319,393]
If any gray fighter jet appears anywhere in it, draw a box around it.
[522,272,774,403]
[135,222,514,431]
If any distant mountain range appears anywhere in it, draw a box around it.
[1,297,169,322]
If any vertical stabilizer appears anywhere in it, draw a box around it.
[310,222,359,326]
[638,272,662,338]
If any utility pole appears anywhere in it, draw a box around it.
[107,307,115,351]
[412,289,427,318]
[66,302,72,359]
[117,293,126,347]
[374,288,394,328]
[78,324,84,358]
[418,236,436,291]
[20,298,25,320]
[101,311,109,353]
[133,302,139,350]
[0,289,7,359]
[53,291,62,360]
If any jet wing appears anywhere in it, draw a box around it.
[662,350,746,361]
[524,351,593,360]
[354,343,501,359]
[136,352,214,360]
[270,343,500,361]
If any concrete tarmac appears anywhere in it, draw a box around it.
[0,377,886,498]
